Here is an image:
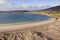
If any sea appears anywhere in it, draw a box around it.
[0,13,51,24]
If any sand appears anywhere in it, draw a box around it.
[0,18,60,40]
[0,18,55,32]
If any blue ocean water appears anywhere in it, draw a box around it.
[0,13,51,24]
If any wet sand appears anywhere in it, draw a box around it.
[0,18,55,32]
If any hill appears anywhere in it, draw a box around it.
[44,5,60,11]
[0,10,29,13]
[31,5,60,18]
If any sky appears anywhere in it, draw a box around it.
[0,0,60,11]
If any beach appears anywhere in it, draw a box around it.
[0,18,60,40]
[0,18,55,32]
[0,0,60,40]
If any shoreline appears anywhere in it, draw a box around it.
[25,12,52,17]
[0,18,52,26]
[0,18,55,32]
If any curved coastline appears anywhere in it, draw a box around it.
[0,13,51,24]
[0,17,51,25]
[0,13,55,32]
[0,18,55,32]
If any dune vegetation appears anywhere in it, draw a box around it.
[30,5,60,18]
[30,11,60,18]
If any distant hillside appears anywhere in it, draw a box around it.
[0,10,29,13]
[0,5,60,13]
[44,5,60,11]
[33,5,60,12]
[31,5,60,18]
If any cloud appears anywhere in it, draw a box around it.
[0,0,51,11]
[19,4,51,10]
[21,4,44,8]
[0,0,6,3]
[0,3,51,10]
[0,0,60,11]
[22,5,29,8]
[0,0,17,11]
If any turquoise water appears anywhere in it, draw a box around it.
[0,13,51,24]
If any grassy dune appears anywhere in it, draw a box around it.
[30,10,60,18]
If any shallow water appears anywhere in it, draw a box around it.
[0,13,51,24]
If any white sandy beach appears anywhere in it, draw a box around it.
[0,18,55,32]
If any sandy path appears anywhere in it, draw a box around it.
[0,18,55,32]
